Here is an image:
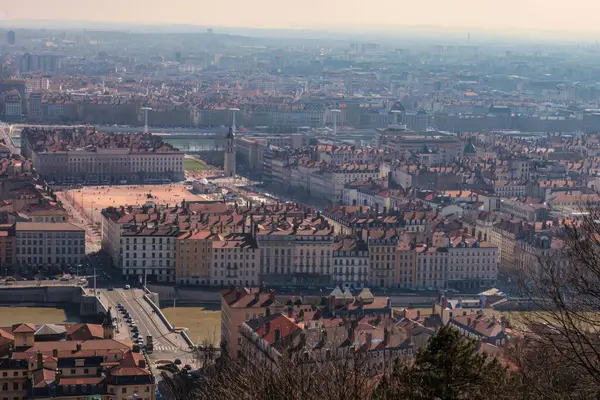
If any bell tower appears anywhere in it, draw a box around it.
[224,126,236,178]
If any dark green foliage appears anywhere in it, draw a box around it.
[373,326,517,400]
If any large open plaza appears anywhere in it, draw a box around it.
[63,184,210,223]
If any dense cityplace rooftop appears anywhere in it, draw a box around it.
[0,23,598,399]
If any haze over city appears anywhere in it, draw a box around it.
[0,2,599,399]
[2,0,600,40]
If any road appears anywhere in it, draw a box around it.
[100,288,197,367]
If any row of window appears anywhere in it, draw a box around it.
[16,247,82,255]
[17,232,81,238]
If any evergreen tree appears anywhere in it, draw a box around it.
[373,325,517,400]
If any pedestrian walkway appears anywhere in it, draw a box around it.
[153,340,178,352]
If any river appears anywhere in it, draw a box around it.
[161,305,221,346]
[0,306,83,326]
[0,305,221,347]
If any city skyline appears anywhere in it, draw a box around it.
[1,0,600,39]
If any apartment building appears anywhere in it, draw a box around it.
[3,89,22,122]
[397,241,416,288]
[176,230,214,285]
[490,219,533,270]
[0,320,155,400]
[210,232,259,287]
[21,128,184,184]
[499,198,547,221]
[368,229,399,288]
[238,288,412,370]
[0,224,15,270]
[316,144,384,165]
[414,236,498,290]
[18,203,69,222]
[326,164,380,203]
[120,225,179,284]
[493,181,527,198]
[332,236,369,287]
[103,203,232,280]
[256,216,334,287]
[15,222,85,270]
[220,287,283,359]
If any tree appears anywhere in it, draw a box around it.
[512,205,600,399]
[161,346,377,400]
[372,326,517,400]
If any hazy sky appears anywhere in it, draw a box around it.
[2,0,599,34]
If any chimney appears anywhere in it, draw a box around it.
[76,343,82,353]
[366,332,373,348]
[467,317,472,326]
[265,321,271,334]
[384,328,390,345]
[274,328,281,342]
[52,349,58,358]
[416,310,421,319]
[36,351,43,370]
[139,359,146,368]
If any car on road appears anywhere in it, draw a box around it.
[117,303,123,309]
[124,285,131,290]
[107,287,114,291]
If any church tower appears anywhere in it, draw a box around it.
[103,307,116,340]
[224,126,236,177]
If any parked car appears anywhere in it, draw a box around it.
[124,284,131,290]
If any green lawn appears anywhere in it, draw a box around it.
[184,159,212,171]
